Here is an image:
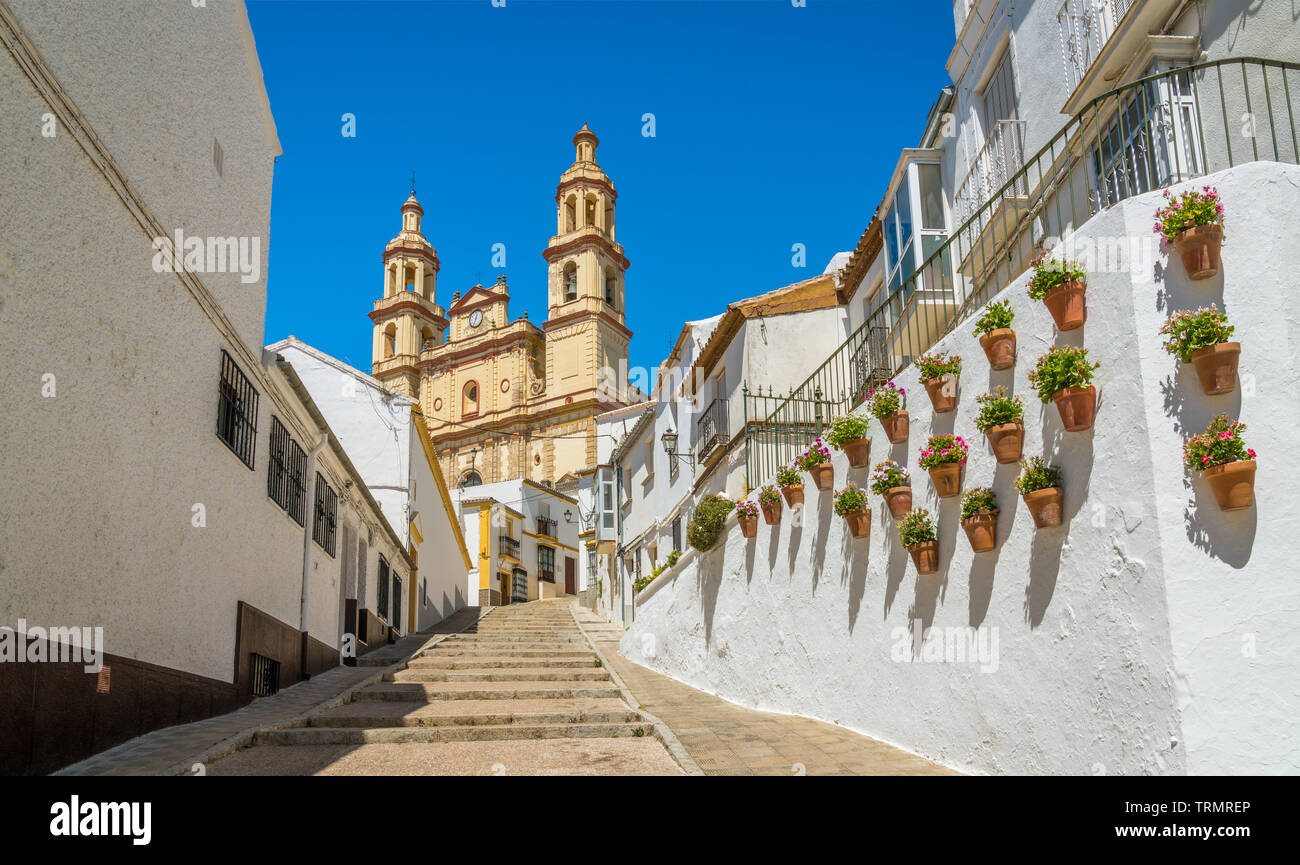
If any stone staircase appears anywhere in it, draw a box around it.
[207,600,682,774]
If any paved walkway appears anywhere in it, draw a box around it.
[572,606,958,776]
[55,607,485,776]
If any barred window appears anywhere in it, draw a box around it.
[313,472,337,556]
[538,545,556,582]
[377,555,390,621]
[285,438,306,525]
[217,350,258,468]
[268,419,308,525]
[392,574,402,631]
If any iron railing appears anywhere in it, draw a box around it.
[536,516,557,538]
[955,119,1028,227]
[696,397,729,458]
[746,57,1300,491]
[1057,0,1134,91]
[499,534,521,559]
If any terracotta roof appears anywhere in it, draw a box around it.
[839,216,884,303]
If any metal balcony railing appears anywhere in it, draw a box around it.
[745,58,1300,491]
[499,534,520,559]
[536,517,557,538]
[1058,0,1134,91]
[954,119,1028,228]
[696,397,728,459]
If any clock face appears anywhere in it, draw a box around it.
[469,310,483,328]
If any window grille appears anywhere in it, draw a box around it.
[217,350,258,468]
[249,653,280,697]
[377,556,390,621]
[313,472,337,556]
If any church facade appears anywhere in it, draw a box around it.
[369,125,640,488]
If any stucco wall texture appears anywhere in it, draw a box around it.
[624,162,1300,775]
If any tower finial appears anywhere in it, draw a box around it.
[410,169,417,196]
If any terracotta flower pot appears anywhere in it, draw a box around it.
[842,438,871,468]
[760,499,783,525]
[781,483,804,508]
[1173,223,1223,280]
[738,514,758,538]
[928,463,962,498]
[907,540,939,575]
[881,410,909,444]
[986,422,1024,464]
[961,510,999,553]
[1051,385,1097,432]
[923,376,957,414]
[1202,459,1256,511]
[1022,486,1064,528]
[979,328,1017,370]
[1042,280,1087,331]
[884,487,912,520]
[843,509,871,539]
[1190,341,1241,395]
[809,463,834,492]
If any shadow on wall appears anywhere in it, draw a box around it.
[1183,484,1257,569]
[844,527,869,634]
[697,545,724,647]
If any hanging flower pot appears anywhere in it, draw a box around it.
[1027,253,1087,331]
[1190,342,1241,396]
[915,352,962,414]
[1173,224,1224,280]
[1051,385,1097,432]
[758,486,783,525]
[735,500,759,538]
[881,410,909,444]
[866,382,910,444]
[898,509,938,575]
[775,465,804,508]
[974,387,1025,464]
[972,300,1016,370]
[796,439,834,491]
[870,460,912,519]
[960,488,999,553]
[1155,186,1226,280]
[827,411,872,468]
[1029,346,1100,432]
[835,484,871,539]
[1017,458,1065,529]
[810,463,834,491]
[1184,414,1257,511]
[918,434,968,499]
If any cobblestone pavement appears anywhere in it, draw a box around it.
[54,606,486,776]
[572,606,959,776]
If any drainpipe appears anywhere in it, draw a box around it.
[300,434,328,640]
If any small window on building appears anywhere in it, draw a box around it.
[217,350,259,469]
[249,652,279,697]
[604,269,615,306]
[538,545,556,581]
[377,555,390,621]
[463,381,479,416]
[563,264,577,302]
[383,324,397,359]
[313,472,337,556]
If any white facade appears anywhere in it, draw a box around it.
[626,162,1300,775]
[267,337,473,631]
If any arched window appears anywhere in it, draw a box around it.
[604,269,615,306]
[462,381,479,416]
[420,327,434,351]
[383,324,397,359]
[563,264,577,302]
[458,469,482,489]
[564,196,577,233]
[584,196,597,227]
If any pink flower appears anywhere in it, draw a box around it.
[1248,449,1257,459]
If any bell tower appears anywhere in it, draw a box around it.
[542,124,633,404]
[370,192,447,397]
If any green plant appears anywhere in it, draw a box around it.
[776,464,802,487]
[897,509,937,548]
[864,382,907,419]
[1026,252,1086,300]
[960,487,998,521]
[973,386,1025,432]
[758,485,782,504]
[826,413,872,449]
[869,460,910,495]
[1027,345,1099,403]
[594,658,603,668]
[1015,457,1063,494]
[666,548,682,567]
[1183,414,1255,472]
[734,499,759,519]
[1160,305,1235,363]
[1153,185,1225,243]
[794,438,831,469]
[914,352,962,382]
[833,483,869,516]
[972,299,1015,336]
[688,494,735,552]
[918,434,969,469]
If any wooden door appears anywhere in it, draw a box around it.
[564,557,576,595]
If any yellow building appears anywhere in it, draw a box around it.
[370,125,638,488]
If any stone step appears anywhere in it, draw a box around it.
[441,637,588,645]
[256,722,656,745]
[312,696,630,723]
[406,657,601,670]
[424,649,596,659]
[431,643,591,652]
[352,682,622,702]
[308,707,639,729]
[388,668,611,683]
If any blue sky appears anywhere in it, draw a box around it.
[251,0,955,376]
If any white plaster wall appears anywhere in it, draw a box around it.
[624,163,1299,775]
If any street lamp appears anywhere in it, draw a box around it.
[564,508,573,523]
[661,428,694,469]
